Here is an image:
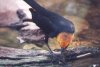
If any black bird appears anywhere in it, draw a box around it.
[24,0,75,61]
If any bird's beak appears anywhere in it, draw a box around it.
[56,32,74,49]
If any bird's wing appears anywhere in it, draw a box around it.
[29,8,56,34]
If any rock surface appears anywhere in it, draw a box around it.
[0,46,100,66]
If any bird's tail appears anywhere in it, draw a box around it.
[24,0,48,15]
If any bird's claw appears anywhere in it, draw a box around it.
[49,52,66,64]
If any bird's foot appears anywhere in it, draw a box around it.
[49,52,66,64]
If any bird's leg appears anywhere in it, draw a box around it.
[45,36,54,55]
[47,44,66,64]
[46,43,60,63]
[45,36,57,62]
[45,36,65,64]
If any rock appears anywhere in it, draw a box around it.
[0,46,99,66]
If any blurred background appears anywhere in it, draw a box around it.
[0,0,100,49]
[0,0,100,66]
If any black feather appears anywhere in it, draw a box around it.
[24,0,75,36]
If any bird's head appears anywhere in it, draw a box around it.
[56,32,74,50]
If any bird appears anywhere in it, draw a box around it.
[24,0,75,62]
